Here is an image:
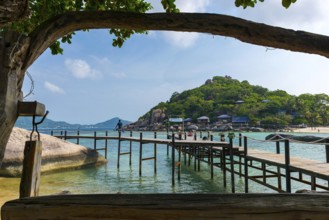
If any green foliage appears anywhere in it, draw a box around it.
[235,0,297,9]
[235,0,264,9]
[282,0,297,9]
[9,0,152,54]
[143,76,329,127]
[161,0,180,13]
[6,1,298,54]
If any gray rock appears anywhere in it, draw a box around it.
[0,127,107,177]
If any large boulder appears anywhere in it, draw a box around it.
[150,109,166,124]
[0,127,107,177]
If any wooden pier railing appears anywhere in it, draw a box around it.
[49,130,329,193]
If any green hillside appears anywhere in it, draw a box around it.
[141,76,329,128]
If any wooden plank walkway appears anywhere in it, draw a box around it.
[247,149,329,179]
[55,134,230,146]
[53,131,329,193]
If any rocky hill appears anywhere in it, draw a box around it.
[129,76,329,131]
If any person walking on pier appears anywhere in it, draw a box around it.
[115,119,123,132]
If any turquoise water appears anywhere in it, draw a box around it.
[36,131,329,195]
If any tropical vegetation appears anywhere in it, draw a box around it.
[140,76,329,128]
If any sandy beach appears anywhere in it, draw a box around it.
[292,126,329,134]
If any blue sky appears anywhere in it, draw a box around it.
[25,0,329,124]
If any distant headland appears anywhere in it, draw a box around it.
[15,117,131,130]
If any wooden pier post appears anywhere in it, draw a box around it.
[239,133,242,147]
[277,166,282,191]
[229,137,235,193]
[171,135,175,186]
[19,140,42,198]
[284,139,291,193]
[104,131,108,159]
[210,135,214,179]
[275,136,282,190]
[311,176,316,190]
[276,136,280,154]
[64,131,67,140]
[184,145,187,166]
[237,134,243,177]
[188,146,191,166]
[117,131,122,168]
[154,132,157,174]
[244,136,249,193]
[93,131,96,150]
[139,132,143,176]
[223,149,227,188]
[167,132,170,156]
[129,131,132,166]
[194,146,197,171]
[262,162,266,184]
[210,145,214,179]
[76,130,80,145]
[325,139,329,163]
[178,145,181,181]
[198,146,201,172]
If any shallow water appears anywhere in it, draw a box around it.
[1,131,329,207]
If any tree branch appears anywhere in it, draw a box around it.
[24,11,329,71]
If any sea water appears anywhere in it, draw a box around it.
[1,131,329,204]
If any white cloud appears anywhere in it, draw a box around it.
[146,0,210,12]
[91,56,127,79]
[233,1,329,35]
[44,81,65,94]
[93,57,111,65]
[65,59,100,79]
[176,0,210,12]
[163,31,199,48]
[159,0,210,48]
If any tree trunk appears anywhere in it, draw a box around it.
[0,31,27,167]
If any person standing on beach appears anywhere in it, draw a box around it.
[116,119,123,132]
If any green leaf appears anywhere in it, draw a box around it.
[282,0,297,8]
[161,0,179,13]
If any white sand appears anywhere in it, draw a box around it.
[293,126,329,134]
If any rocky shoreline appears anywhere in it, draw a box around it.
[124,109,295,132]
[0,127,107,177]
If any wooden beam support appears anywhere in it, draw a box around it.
[17,101,45,117]
[3,194,329,220]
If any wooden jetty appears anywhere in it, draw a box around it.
[3,131,329,220]
[50,130,329,193]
